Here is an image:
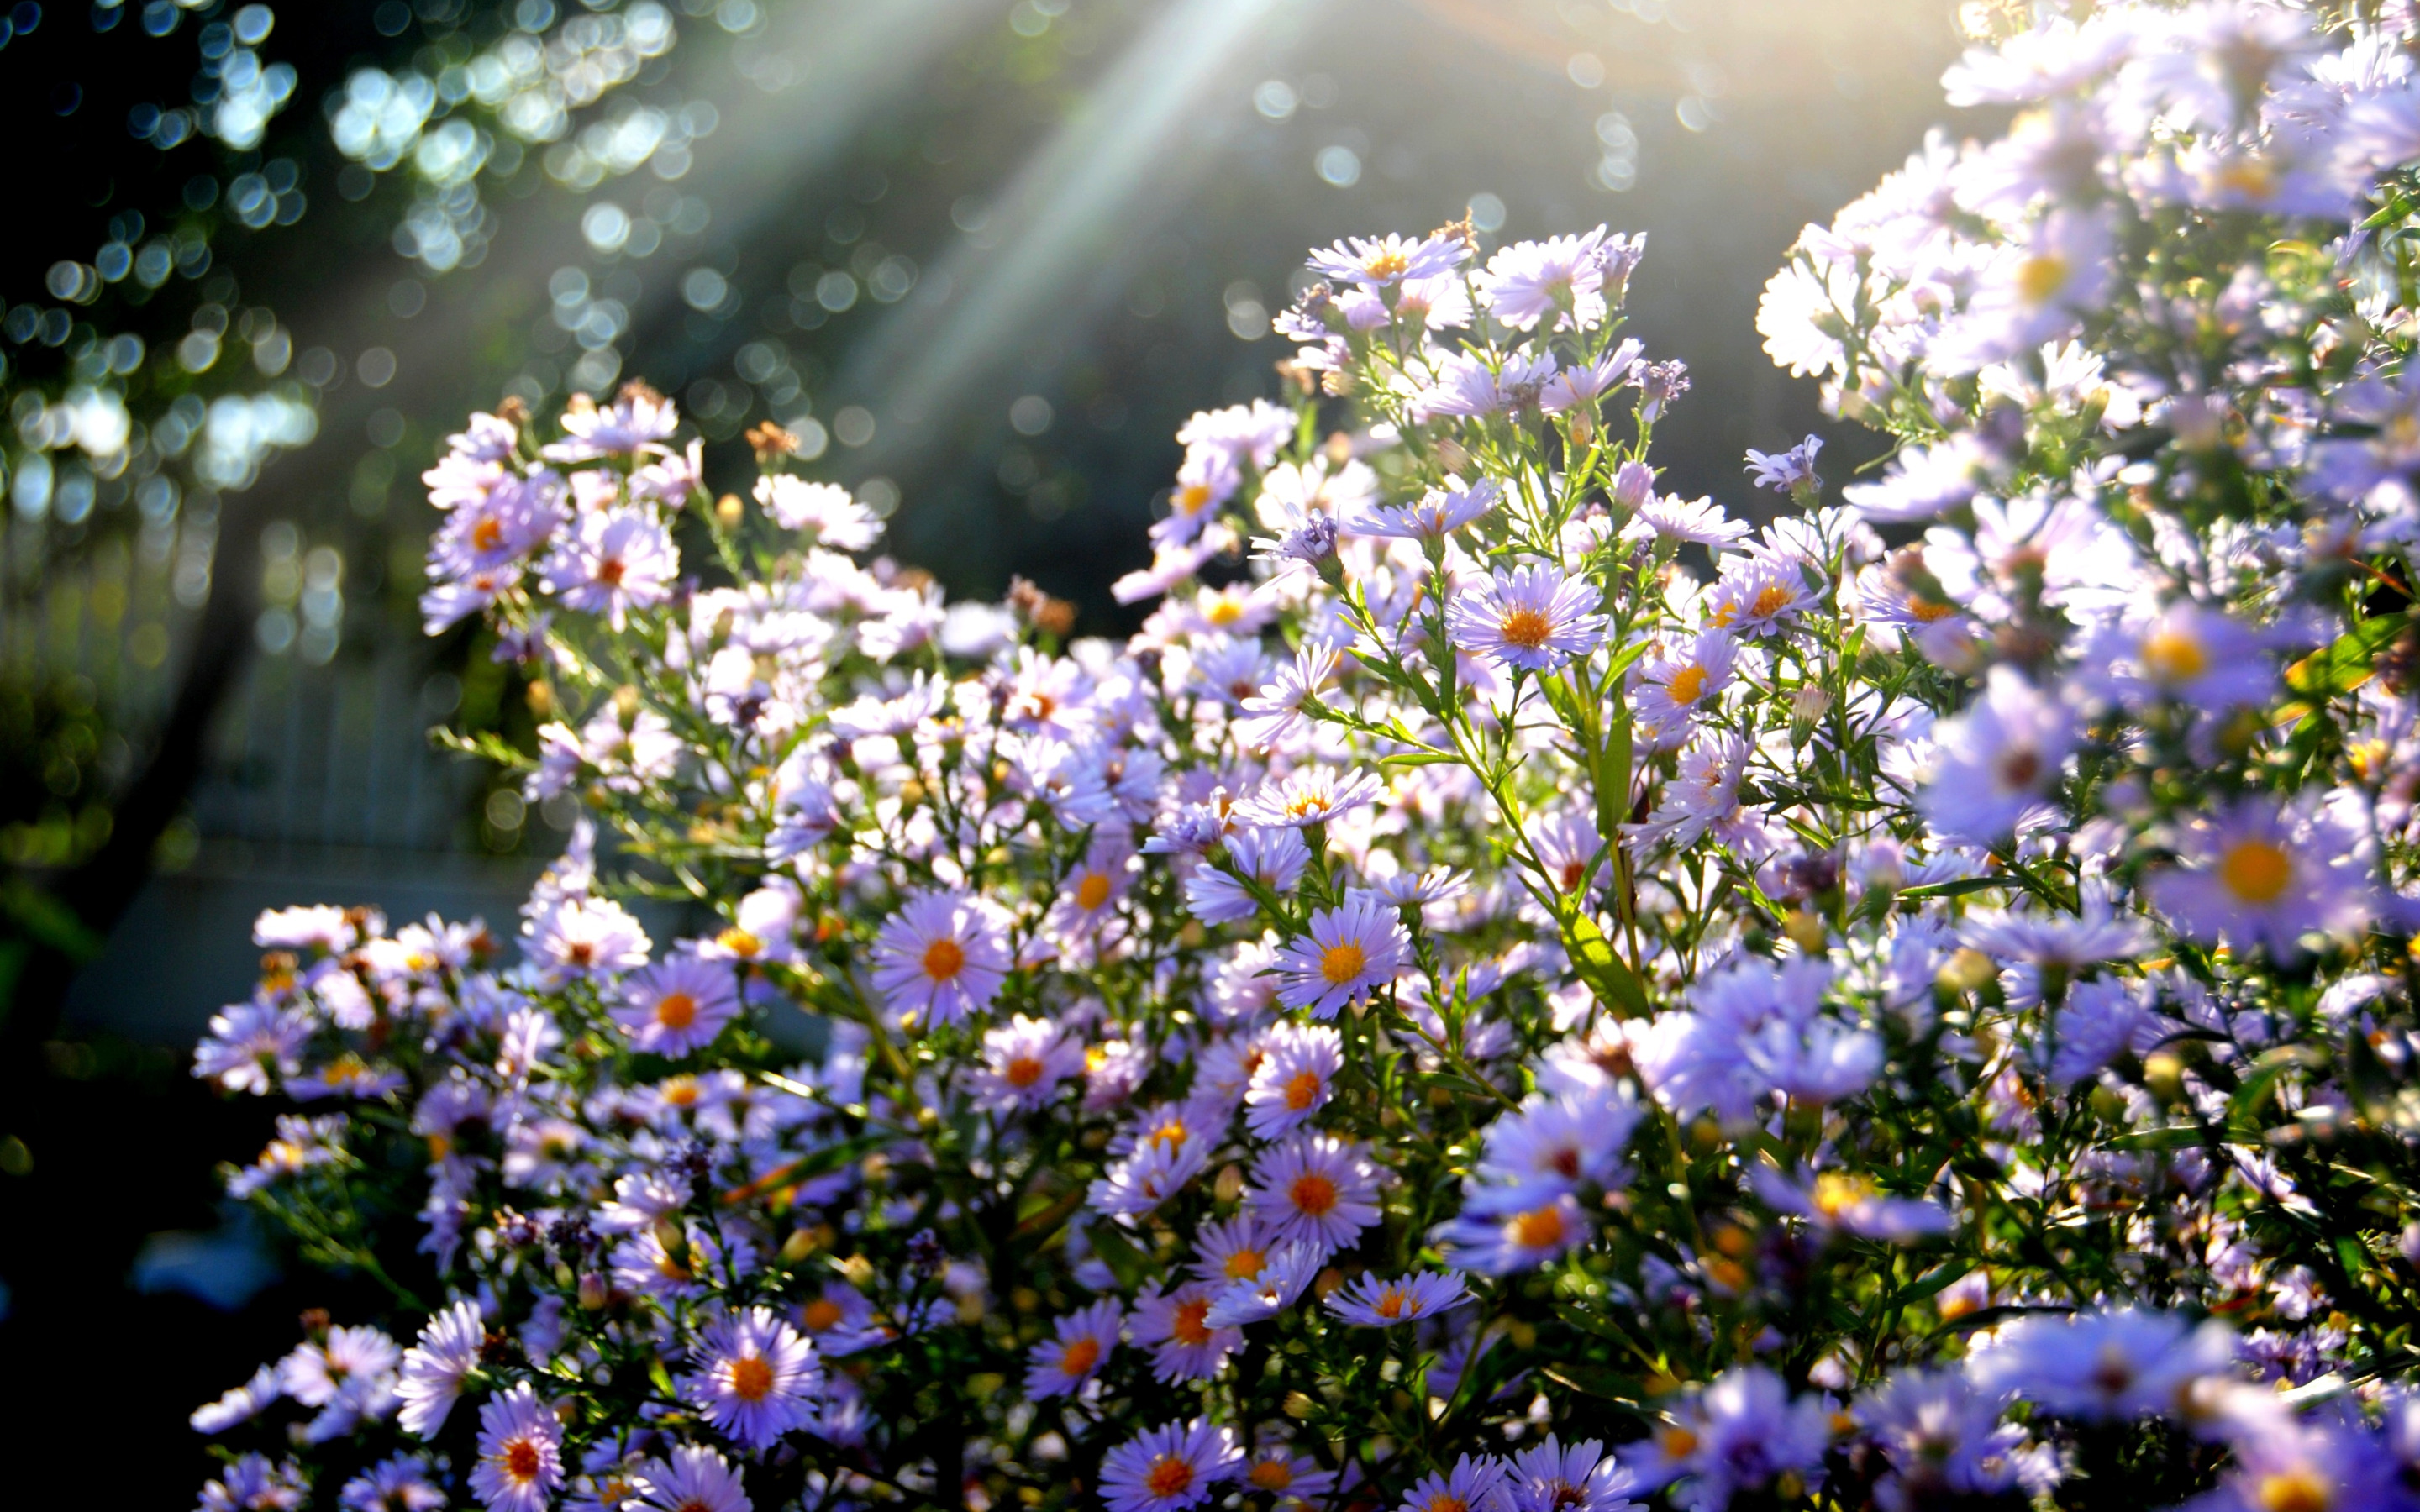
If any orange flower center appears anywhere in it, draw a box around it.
[1076,872,1114,911]
[1171,1298,1214,1347]
[2256,1470,2332,1512]
[1005,1054,1045,1088]
[596,556,628,586]
[923,937,966,983]
[504,1440,543,1482]
[2218,839,2291,906]
[1283,1068,1323,1110]
[802,1299,844,1332]
[1290,1173,1339,1216]
[1145,1457,1197,1498]
[1498,607,1553,649]
[1224,1247,1265,1280]
[1659,1425,1700,1459]
[1750,583,1795,619]
[1666,664,1707,706]
[729,1355,775,1402]
[1512,1205,1567,1249]
[1249,1461,1296,1491]
[472,517,505,552]
[655,991,697,1030]
[1059,1336,1101,1377]
[1376,1286,1412,1319]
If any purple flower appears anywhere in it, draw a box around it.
[684,1306,819,1449]
[1323,1270,1471,1326]
[1098,1418,1243,1512]
[470,1383,564,1512]
[612,954,742,1057]
[869,889,1012,1028]
[1447,564,1608,673]
[1272,898,1411,1018]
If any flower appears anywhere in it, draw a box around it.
[1234,765,1384,830]
[1273,899,1411,1018]
[1355,476,1501,540]
[1244,1022,1344,1137]
[1744,434,1823,495]
[1968,1308,2235,1422]
[1183,825,1309,926]
[200,1455,308,1512]
[755,476,880,550]
[1625,1367,1832,1511]
[470,1383,564,1512]
[1248,1134,1382,1253]
[1464,1089,1643,1212]
[1397,1455,1511,1512]
[1505,1435,1637,1512]
[1099,1419,1243,1512]
[685,1306,819,1449]
[870,890,1012,1027]
[1024,1299,1123,1399]
[1750,1163,1952,1243]
[527,895,652,980]
[2147,797,2375,957]
[1446,564,1608,673]
[613,955,741,1057]
[339,1455,447,1512]
[540,508,679,628]
[1324,1271,1471,1326]
[1633,630,1737,744]
[1307,232,1464,291]
[1476,227,1620,330]
[1855,1369,2041,1512]
[1435,1193,1592,1274]
[976,1015,1086,1111]
[1130,1283,1242,1383]
[1917,667,2075,843]
[1240,1448,1338,1512]
[630,1445,752,1512]
[1637,958,1877,1123]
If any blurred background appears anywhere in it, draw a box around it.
[0,0,1975,1489]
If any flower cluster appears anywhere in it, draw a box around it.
[187,8,2420,1508]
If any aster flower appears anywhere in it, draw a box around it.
[975,1015,1086,1112]
[539,507,678,629]
[1235,642,1344,750]
[1023,1299,1123,1399]
[685,1306,820,1449]
[1234,765,1384,830]
[1477,228,1618,330]
[470,1383,564,1512]
[1505,1434,1637,1512]
[1856,1369,2041,1512]
[1636,958,1877,1123]
[1203,1240,1324,1327]
[755,475,881,550]
[1917,666,2075,843]
[1624,1367,1831,1511]
[2081,602,2274,712]
[281,1323,401,1411]
[1750,1163,1952,1243]
[192,1363,285,1434]
[1098,1419,1242,1512]
[629,1445,752,1512]
[526,895,652,981]
[1445,564,1608,673]
[1183,825,1310,926]
[542,384,680,460]
[1324,1270,1471,1326]
[1248,1134,1382,1252]
[869,890,1013,1028]
[1633,630,1737,743]
[1307,232,1465,291]
[1187,1215,1276,1288]
[339,1455,447,1512]
[1355,476,1502,541]
[2147,797,2375,957]
[1541,339,1644,412]
[1968,1308,2236,1422]
[1744,434,1824,495]
[612,955,742,1057]
[1244,1022,1344,1137]
[1273,898,1412,1018]
[200,1455,309,1512]
[1240,1448,1337,1512]
[1130,1283,1241,1383]
[1434,1193,1592,1275]
[1632,493,1752,547]
[1398,1456,1511,1512]
[1464,1089,1643,1213]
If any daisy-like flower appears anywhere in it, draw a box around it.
[1854,1368,2041,1510]
[1541,339,1644,413]
[1967,1307,2236,1422]
[1247,1134,1382,1252]
[1633,630,1738,744]
[1749,1163,1952,1243]
[2081,601,2272,712]
[612,955,741,1057]
[1434,1193,1592,1275]
[684,1306,819,1450]
[1702,557,1816,639]
[396,1299,487,1438]
[1188,1215,1277,1288]
[339,1454,446,1512]
[1633,493,1752,546]
[539,507,678,629]
[1244,1022,1344,1137]
[1623,731,1760,855]
[754,475,881,550]
[630,1445,753,1512]
[1477,228,1617,329]
[870,890,1012,1028]
[1241,1448,1338,1511]
[1307,231,1465,291]
[541,383,680,460]
[200,1454,308,1512]
[1023,1299,1123,1399]
[1234,765,1385,830]
[1099,1418,1243,1512]
[281,1323,400,1410]
[975,1015,1086,1111]
[1398,1455,1511,1512]
[1272,898,1411,1018]
[1744,434,1823,495]
[1445,564,1608,673]
[1355,476,1500,541]
[1465,1089,1643,1213]
[1324,1271,1471,1326]
[1505,1434,1637,1512]
[527,895,652,980]
[2146,797,2375,957]
[1918,666,2075,843]
[470,1383,564,1512]
[1183,825,1310,926]
[1204,1240,1324,1327]
[1236,642,1343,749]
[1130,1283,1242,1383]
[192,1364,284,1435]
[1623,1367,1830,1511]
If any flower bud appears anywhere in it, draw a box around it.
[1612,459,1654,513]
[714,493,745,529]
[577,1272,610,1310]
[1213,1163,1244,1204]
[2143,1051,2187,1104]
[1281,1392,1317,1419]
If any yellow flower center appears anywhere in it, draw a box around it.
[1176,481,1213,516]
[1206,596,1244,625]
[1250,1462,1296,1491]
[654,991,697,1031]
[2217,838,2292,906]
[1666,664,1707,706]
[1363,248,1410,280]
[1076,872,1114,911]
[1058,1337,1101,1377]
[1659,1425,1700,1460]
[1750,583,1795,619]
[922,937,966,983]
[716,927,761,958]
[1424,1499,1468,1512]
[1812,1171,1875,1217]
[1320,942,1367,985]
[2139,627,2207,685]
[1498,607,1554,649]
[2256,1470,2331,1512]
[1005,1055,1045,1089]
[472,517,506,552]
[2017,253,2069,307]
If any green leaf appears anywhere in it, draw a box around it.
[1086,1216,1154,1292]
[1565,913,1649,1019]
[1378,749,1462,768]
[1894,876,2011,902]
[2285,613,2409,699]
